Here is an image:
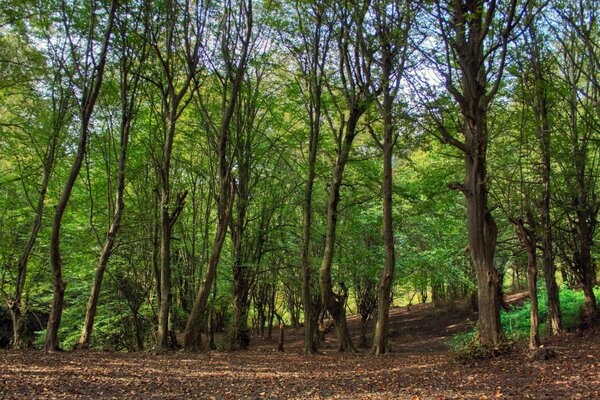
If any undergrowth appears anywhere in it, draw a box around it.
[448,286,600,360]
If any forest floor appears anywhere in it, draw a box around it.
[1,296,599,399]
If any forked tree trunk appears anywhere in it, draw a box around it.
[433,0,520,347]
[182,0,252,352]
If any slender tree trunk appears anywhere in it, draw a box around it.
[319,113,362,352]
[526,20,562,335]
[183,214,229,351]
[267,284,275,339]
[156,189,172,352]
[182,1,252,351]
[517,216,539,349]
[45,1,117,351]
[78,124,129,348]
[372,87,396,355]
[301,92,320,355]
[78,45,139,347]
[8,130,58,348]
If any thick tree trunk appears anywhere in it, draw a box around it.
[231,270,251,350]
[9,305,26,349]
[466,153,501,347]
[45,1,117,351]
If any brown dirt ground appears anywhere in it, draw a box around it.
[1,298,599,399]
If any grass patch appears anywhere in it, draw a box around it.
[448,286,600,358]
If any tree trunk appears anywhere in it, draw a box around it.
[526,19,562,335]
[517,216,539,349]
[156,195,172,352]
[78,70,134,348]
[465,148,501,346]
[372,95,396,355]
[9,129,58,349]
[45,1,117,351]
[183,212,229,351]
[319,112,362,353]
[231,269,251,350]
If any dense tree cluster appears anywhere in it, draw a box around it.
[0,0,598,355]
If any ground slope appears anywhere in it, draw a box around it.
[1,301,599,399]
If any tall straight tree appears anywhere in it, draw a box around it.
[45,0,118,351]
[284,0,333,355]
[144,0,207,352]
[553,0,600,319]
[427,0,523,346]
[367,0,413,356]
[77,6,146,349]
[520,8,562,334]
[319,1,375,352]
[183,0,254,352]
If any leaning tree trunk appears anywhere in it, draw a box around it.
[45,0,117,351]
[78,41,140,348]
[78,120,129,349]
[9,129,58,348]
[319,111,363,353]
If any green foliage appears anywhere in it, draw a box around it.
[449,287,600,357]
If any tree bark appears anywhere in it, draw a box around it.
[432,0,520,347]
[525,19,562,335]
[45,0,117,351]
[77,30,142,348]
[517,216,540,349]
[319,111,363,353]
[182,0,253,352]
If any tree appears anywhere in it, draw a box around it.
[521,6,562,334]
[45,0,117,351]
[183,0,254,352]
[552,0,600,319]
[77,5,146,349]
[143,0,206,352]
[319,1,375,352]
[280,0,333,355]
[0,23,68,348]
[424,0,524,346]
[367,0,413,356]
